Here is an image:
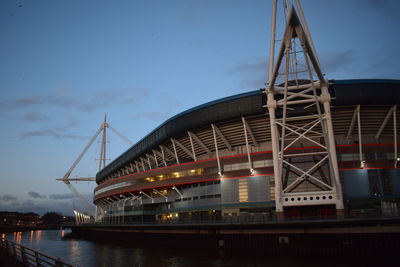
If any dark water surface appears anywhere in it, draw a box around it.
[3,230,392,267]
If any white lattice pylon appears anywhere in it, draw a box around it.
[266,7,344,213]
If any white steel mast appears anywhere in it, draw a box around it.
[266,0,344,217]
[57,115,133,214]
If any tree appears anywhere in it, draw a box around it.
[41,212,63,225]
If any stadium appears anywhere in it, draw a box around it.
[89,4,400,225]
[92,78,400,224]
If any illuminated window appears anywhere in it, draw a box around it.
[238,178,248,202]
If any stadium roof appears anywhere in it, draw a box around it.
[96,79,400,183]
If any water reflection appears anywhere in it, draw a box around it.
[3,230,395,267]
[132,248,144,266]
[29,230,34,243]
[13,231,22,243]
[35,230,41,245]
[68,239,81,264]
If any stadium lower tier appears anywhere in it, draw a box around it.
[93,143,400,224]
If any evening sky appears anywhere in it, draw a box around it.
[0,0,399,215]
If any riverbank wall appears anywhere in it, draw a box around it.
[67,217,400,256]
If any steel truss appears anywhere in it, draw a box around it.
[266,3,344,213]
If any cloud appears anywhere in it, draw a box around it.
[226,60,266,75]
[135,112,166,121]
[0,192,93,216]
[74,88,144,111]
[20,129,88,140]
[226,58,268,90]
[23,112,49,122]
[21,199,36,206]
[20,116,87,140]
[158,91,182,108]
[226,51,356,87]
[0,201,73,216]
[319,50,355,74]
[96,88,148,105]
[319,49,399,79]
[0,194,18,202]
[0,96,48,111]
[63,117,78,129]
[0,87,150,113]
[28,191,47,199]
[359,53,400,79]
[364,0,400,18]
[49,193,75,200]
[177,1,214,24]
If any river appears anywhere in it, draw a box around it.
[2,230,393,267]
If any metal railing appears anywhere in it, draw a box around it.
[92,209,400,226]
[0,237,75,267]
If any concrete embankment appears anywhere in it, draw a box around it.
[67,217,400,256]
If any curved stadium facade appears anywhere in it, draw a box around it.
[93,79,400,224]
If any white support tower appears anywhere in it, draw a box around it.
[266,1,344,215]
[98,115,108,171]
[57,115,133,215]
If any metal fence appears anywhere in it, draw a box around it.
[91,209,400,226]
[0,237,75,267]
